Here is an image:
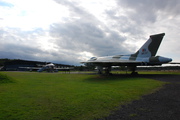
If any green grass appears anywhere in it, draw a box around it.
[138,71,180,75]
[112,70,180,75]
[0,72,165,120]
[0,73,15,83]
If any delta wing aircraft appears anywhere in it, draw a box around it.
[81,33,172,74]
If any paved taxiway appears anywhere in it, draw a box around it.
[100,74,180,120]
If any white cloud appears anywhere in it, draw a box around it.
[0,0,180,65]
[0,0,70,30]
[78,51,95,61]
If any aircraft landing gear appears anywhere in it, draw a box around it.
[97,66,112,75]
[131,71,138,75]
[97,66,103,74]
[104,66,112,75]
[129,66,138,75]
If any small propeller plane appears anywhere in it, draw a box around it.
[81,33,172,74]
[37,63,56,72]
[20,63,73,72]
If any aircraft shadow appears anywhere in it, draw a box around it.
[83,73,180,83]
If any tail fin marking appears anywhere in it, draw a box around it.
[129,33,165,61]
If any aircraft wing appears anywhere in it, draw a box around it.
[56,67,74,70]
[81,59,143,66]
[19,67,42,70]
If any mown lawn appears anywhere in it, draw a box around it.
[0,72,165,120]
[112,70,180,75]
[140,71,180,75]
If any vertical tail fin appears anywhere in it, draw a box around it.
[137,33,165,57]
[130,33,165,60]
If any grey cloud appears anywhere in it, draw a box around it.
[0,26,83,65]
[0,43,43,60]
[1,0,179,65]
[106,8,142,34]
[0,28,48,61]
[116,0,180,23]
[0,0,132,65]
[0,27,44,41]
[104,0,180,42]
[50,19,128,57]
[51,0,130,58]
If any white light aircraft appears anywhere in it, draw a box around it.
[20,63,72,72]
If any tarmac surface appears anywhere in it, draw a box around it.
[99,74,180,120]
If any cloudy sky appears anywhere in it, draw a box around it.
[0,0,180,65]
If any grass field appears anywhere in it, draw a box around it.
[0,71,168,120]
[112,70,180,75]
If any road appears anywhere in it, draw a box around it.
[100,74,180,120]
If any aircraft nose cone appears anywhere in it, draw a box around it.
[168,58,172,62]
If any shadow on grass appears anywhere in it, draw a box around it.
[83,73,180,83]
[84,74,143,83]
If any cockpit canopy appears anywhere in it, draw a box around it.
[90,57,97,61]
